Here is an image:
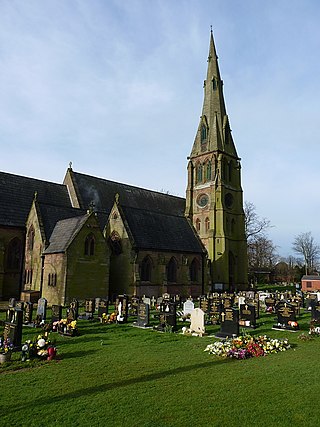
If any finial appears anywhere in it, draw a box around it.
[69,161,72,169]
[34,191,38,201]
[115,193,120,204]
[210,25,213,34]
[88,201,95,213]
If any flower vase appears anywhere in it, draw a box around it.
[0,352,12,364]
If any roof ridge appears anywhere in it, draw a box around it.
[73,170,185,201]
[121,204,185,218]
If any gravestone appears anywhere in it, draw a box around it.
[209,301,221,325]
[239,304,256,328]
[215,307,239,338]
[162,293,170,302]
[78,298,95,320]
[156,302,176,331]
[15,301,24,311]
[8,298,16,308]
[70,299,79,319]
[183,300,195,317]
[199,297,211,314]
[51,305,62,323]
[116,295,128,323]
[97,299,109,318]
[273,302,299,331]
[36,298,47,322]
[305,295,317,311]
[238,296,246,308]
[142,296,151,307]
[311,301,320,323]
[133,303,150,328]
[151,296,156,308]
[3,309,23,348]
[24,302,33,325]
[156,297,163,306]
[190,308,205,336]
[6,308,15,323]
[265,297,276,313]
[131,296,140,316]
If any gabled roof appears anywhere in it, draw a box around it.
[69,170,185,216]
[301,275,320,281]
[37,202,87,242]
[0,171,71,228]
[120,205,205,254]
[44,214,89,254]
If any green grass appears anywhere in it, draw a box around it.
[256,283,297,292]
[0,309,319,427]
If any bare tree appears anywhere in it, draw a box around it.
[244,201,271,241]
[292,232,320,275]
[248,235,278,269]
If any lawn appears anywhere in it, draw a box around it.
[0,308,319,427]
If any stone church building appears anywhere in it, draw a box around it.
[0,32,247,304]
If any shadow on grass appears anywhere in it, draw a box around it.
[5,359,227,412]
[60,349,99,359]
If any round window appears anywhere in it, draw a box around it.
[197,194,209,208]
[224,193,234,208]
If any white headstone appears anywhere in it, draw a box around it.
[183,300,195,316]
[238,296,245,308]
[190,308,205,336]
[142,296,151,306]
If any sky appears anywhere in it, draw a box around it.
[1,0,320,258]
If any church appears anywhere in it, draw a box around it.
[0,31,248,304]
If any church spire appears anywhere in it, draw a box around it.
[190,29,237,158]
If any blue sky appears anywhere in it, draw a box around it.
[1,0,320,258]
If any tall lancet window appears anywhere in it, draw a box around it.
[197,164,203,183]
[206,161,211,181]
[201,124,207,143]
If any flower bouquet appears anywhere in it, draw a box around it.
[205,333,291,360]
[0,337,14,363]
[56,318,78,336]
[21,333,57,361]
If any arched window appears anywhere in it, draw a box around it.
[201,124,207,143]
[84,233,95,256]
[140,256,152,282]
[206,161,211,181]
[167,257,177,283]
[27,226,35,251]
[195,218,201,232]
[205,217,210,232]
[6,237,22,270]
[190,258,200,282]
[197,164,203,183]
[108,231,122,255]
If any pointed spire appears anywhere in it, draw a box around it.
[190,29,237,158]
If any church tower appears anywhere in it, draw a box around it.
[185,30,247,291]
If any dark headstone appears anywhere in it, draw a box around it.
[311,301,320,322]
[3,309,23,348]
[156,302,177,331]
[70,299,79,319]
[265,297,276,313]
[273,302,299,331]
[133,303,150,328]
[51,305,62,323]
[24,302,33,324]
[15,301,24,311]
[6,308,15,323]
[85,298,95,314]
[199,297,211,314]
[215,307,239,338]
[239,304,256,328]
[97,299,109,318]
[130,296,140,316]
[8,298,16,308]
[116,295,128,323]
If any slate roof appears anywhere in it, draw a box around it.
[301,275,320,280]
[37,203,87,242]
[44,214,89,254]
[71,171,185,216]
[0,171,71,228]
[120,205,205,254]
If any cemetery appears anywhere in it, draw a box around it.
[1,290,320,426]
